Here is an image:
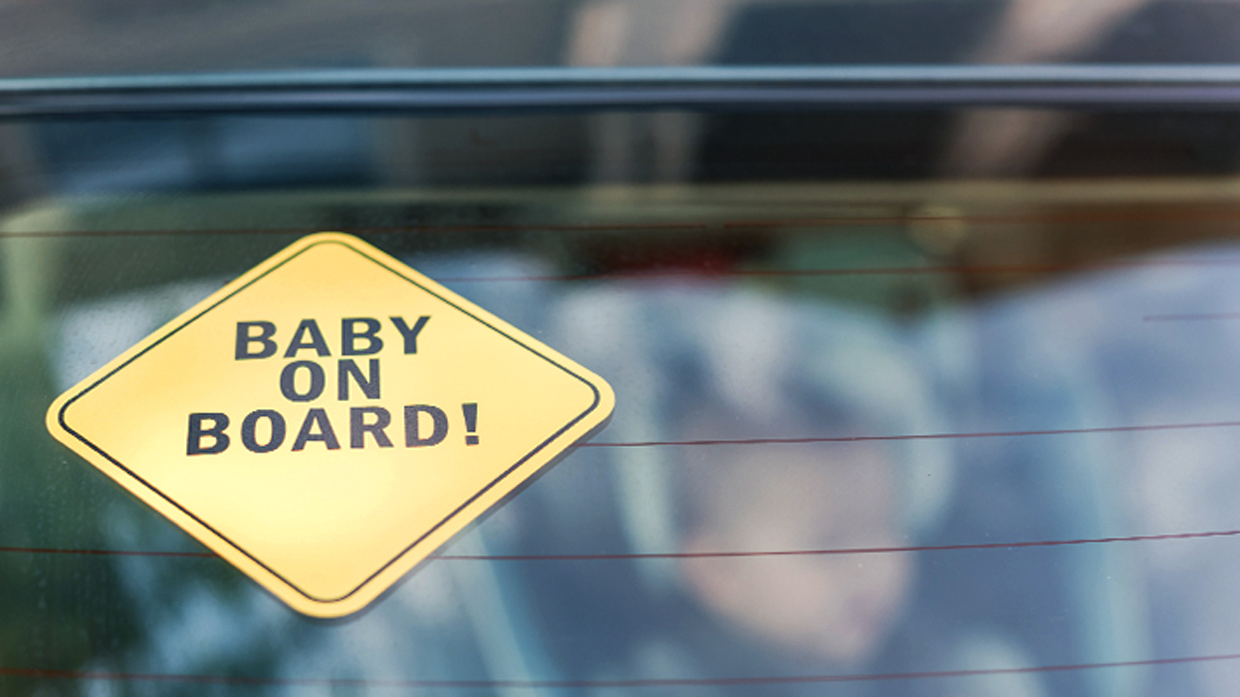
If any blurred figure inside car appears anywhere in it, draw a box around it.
[547,284,1045,696]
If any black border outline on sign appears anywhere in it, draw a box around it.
[56,238,604,605]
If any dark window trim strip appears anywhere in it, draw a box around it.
[8,65,1240,117]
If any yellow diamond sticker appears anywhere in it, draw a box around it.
[46,232,614,618]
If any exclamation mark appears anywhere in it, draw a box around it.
[463,403,479,445]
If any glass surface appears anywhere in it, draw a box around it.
[4,103,1240,697]
[7,0,1240,683]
